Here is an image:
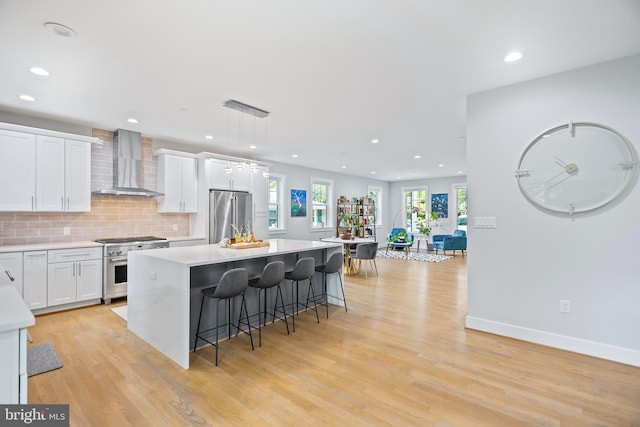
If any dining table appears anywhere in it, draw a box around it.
[320,236,376,275]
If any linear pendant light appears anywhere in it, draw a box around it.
[223,99,270,118]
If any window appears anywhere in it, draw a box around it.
[268,174,285,231]
[311,178,333,229]
[367,185,383,226]
[400,187,427,233]
[454,183,467,231]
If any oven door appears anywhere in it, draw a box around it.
[105,256,128,301]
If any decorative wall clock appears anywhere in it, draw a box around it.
[515,121,637,215]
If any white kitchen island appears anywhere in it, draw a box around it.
[127,239,342,368]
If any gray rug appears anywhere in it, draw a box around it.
[27,343,63,377]
[376,250,451,262]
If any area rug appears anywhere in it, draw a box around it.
[111,305,128,321]
[376,250,451,262]
[27,343,63,377]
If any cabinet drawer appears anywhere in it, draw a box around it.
[48,247,102,263]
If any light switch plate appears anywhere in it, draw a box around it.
[474,217,496,229]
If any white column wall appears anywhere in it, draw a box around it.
[466,54,640,366]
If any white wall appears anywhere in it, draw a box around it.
[466,54,640,366]
[269,162,390,241]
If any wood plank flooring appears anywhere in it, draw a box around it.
[27,254,640,426]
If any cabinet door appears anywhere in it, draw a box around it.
[35,135,66,211]
[76,259,101,301]
[0,129,36,211]
[23,251,48,310]
[231,166,252,192]
[65,139,91,212]
[180,156,198,212]
[47,262,76,306]
[0,329,20,404]
[0,252,23,296]
[158,154,183,212]
[206,158,233,190]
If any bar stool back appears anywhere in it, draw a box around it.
[284,257,318,331]
[248,260,289,347]
[314,251,347,318]
[193,268,254,366]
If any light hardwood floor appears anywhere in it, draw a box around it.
[28,254,640,426]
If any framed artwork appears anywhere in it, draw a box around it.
[431,193,448,218]
[290,189,307,217]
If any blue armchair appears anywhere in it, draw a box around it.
[386,227,414,258]
[432,230,467,256]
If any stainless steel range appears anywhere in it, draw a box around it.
[95,236,169,303]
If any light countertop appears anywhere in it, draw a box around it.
[129,238,341,267]
[0,241,103,254]
[0,286,35,332]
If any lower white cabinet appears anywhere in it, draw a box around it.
[0,252,23,296]
[23,251,48,310]
[0,286,34,404]
[47,247,102,307]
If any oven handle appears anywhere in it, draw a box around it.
[109,257,128,263]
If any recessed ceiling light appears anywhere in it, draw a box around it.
[504,51,523,63]
[395,176,401,179]
[292,154,299,158]
[438,163,445,167]
[371,139,379,144]
[413,155,422,159]
[371,171,376,174]
[205,135,214,140]
[43,22,77,38]
[341,165,347,169]
[30,67,49,76]
[127,118,139,124]
[458,171,464,174]
[249,145,257,149]
[19,94,36,102]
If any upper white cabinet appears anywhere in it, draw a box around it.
[0,129,36,211]
[157,151,198,213]
[35,136,91,212]
[207,158,252,192]
[0,123,95,212]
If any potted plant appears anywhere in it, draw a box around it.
[416,211,439,236]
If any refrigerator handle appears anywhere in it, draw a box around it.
[232,196,238,229]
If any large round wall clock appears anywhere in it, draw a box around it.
[515,121,637,215]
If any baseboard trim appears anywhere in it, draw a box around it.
[465,315,640,367]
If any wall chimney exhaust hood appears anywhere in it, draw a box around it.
[92,129,163,197]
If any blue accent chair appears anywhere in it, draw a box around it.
[386,228,414,258]
[432,230,467,256]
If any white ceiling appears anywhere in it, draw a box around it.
[1,0,640,181]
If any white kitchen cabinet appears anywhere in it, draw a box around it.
[36,135,91,212]
[251,171,269,239]
[23,251,48,310]
[207,158,252,192]
[47,247,102,307]
[0,287,34,404]
[0,123,94,212]
[0,129,36,211]
[0,252,23,296]
[157,152,198,213]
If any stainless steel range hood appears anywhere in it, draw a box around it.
[92,129,163,197]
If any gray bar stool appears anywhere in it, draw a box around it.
[314,251,348,318]
[248,260,289,347]
[284,257,318,332]
[193,268,254,366]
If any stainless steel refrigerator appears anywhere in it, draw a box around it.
[209,190,253,243]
